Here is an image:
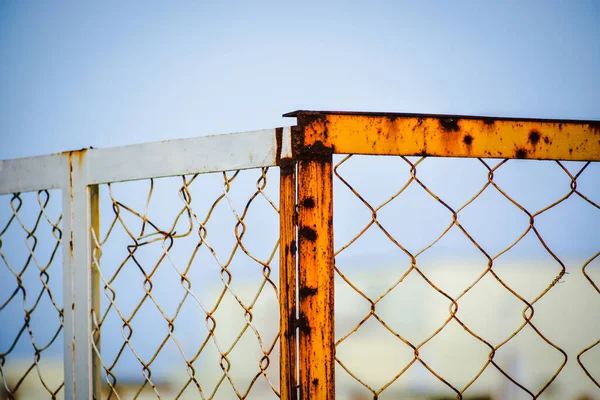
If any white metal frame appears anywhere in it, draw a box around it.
[0,127,293,399]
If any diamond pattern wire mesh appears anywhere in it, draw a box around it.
[580,251,600,386]
[91,168,281,399]
[0,190,64,399]
[332,155,600,399]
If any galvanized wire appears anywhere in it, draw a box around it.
[0,190,64,399]
[333,155,599,398]
[91,168,281,399]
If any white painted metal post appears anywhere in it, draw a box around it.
[62,156,75,400]
[62,151,98,399]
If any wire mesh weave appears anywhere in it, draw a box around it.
[1,151,598,400]
[90,168,281,399]
[333,155,600,399]
[0,190,64,399]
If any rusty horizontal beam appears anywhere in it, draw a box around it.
[285,111,600,161]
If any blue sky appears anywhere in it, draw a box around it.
[1,1,599,391]
[1,1,599,159]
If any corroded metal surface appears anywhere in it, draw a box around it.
[279,161,298,400]
[286,110,600,161]
[297,154,335,400]
[286,110,600,398]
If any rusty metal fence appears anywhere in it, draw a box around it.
[1,111,599,399]
[290,111,600,400]
[332,155,599,399]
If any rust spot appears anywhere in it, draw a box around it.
[290,239,297,254]
[439,118,460,132]
[299,286,318,298]
[275,127,283,164]
[463,135,473,145]
[296,113,326,127]
[515,148,528,159]
[285,244,289,255]
[299,226,317,242]
[302,197,315,209]
[291,125,304,157]
[569,148,573,153]
[528,130,540,145]
[298,140,333,161]
[297,312,310,334]
[68,157,74,191]
[297,113,330,144]
[278,157,294,173]
[483,118,495,125]
[543,136,550,144]
[285,309,295,336]
[71,302,75,311]
[312,378,319,386]
[286,318,295,338]
[69,148,88,168]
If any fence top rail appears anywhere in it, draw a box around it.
[285,110,600,161]
[0,127,294,195]
[0,152,68,195]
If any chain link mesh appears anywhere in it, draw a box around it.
[333,155,600,399]
[0,190,64,399]
[1,145,598,400]
[91,168,281,399]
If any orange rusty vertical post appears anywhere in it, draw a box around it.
[296,137,335,399]
[279,155,298,400]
